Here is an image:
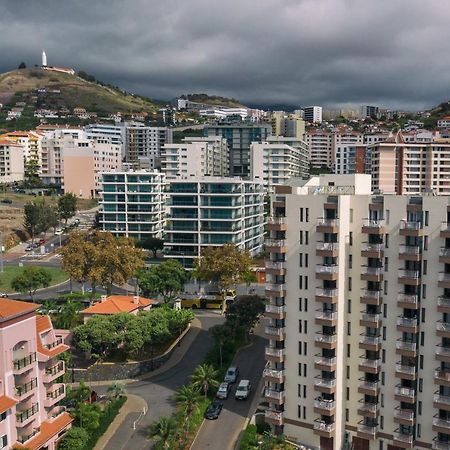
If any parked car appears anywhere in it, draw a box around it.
[235,380,251,400]
[204,400,223,420]
[216,382,231,399]
[38,238,46,245]
[224,366,239,384]
[55,228,63,235]
[25,244,33,252]
[1,198,12,204]
[0,293,8,298]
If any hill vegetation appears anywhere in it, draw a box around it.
[181,93,246,108]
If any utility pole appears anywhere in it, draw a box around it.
[0,231,4,273]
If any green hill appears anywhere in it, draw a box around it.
[182,93,246,108]
[0,68,158,115]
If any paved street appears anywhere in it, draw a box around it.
[190,320,266,450]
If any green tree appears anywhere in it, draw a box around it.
[23,202,41,243]
[107,382,126,401]
[148,416,177,450]
[226,295,265,333]
[58,193,78,225]
[58,427,89,450]
[140,237,164,258]
[242,271,257,294]
[24,159,40,184]
[55,300,83,329]
[65,381,91,406]
[73,402,101,433]
[138,259,188,303]
[174,384,200,417]
[11,266,52,301]
[190,363,219,397]
[18,62,26,69]
[210,324,231,368]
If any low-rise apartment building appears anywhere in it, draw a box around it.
[164,177,265,267]
[264,173,450,450]
[0,298,71,449]
[305,130,334,169]
[0,131,44,172]
[99,170,166,241]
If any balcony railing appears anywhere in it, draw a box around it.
[315,333,337,344]
[362,243,384,252]
[359,380,379,390]
[315,310,337,321]
[433,439,450,450]
[44,338,63,350]
[400,221,422,230]
[359,335,380,346]
[395,409,414,420]
[399,245,420,255]
[265,389,285,401]
[265,261,286,270]
[313,420,335,433]
[361,313,381,323]
[441,222,450,231]
[265,409,283,422]
[16,403,39,423]
[265,283,284,292]
[265,326,285,337]
[436,346,450,356]
[316,288,338,298]
[316,265,339,274]
[314,377,336,389]
[439,273,450,283]
[265,305,286,315]
[435,393,450,405]
[265,347,285,358]
[15,378,38,398]
[397,294,419,305]
[361,289,382,300]
[396,340,417,351]
[440,248,450,257]
[13,353,36,371]
[314,398,335,410]
[359,358,381,369]
[362,219,384,228]
[263,368,284,380]
[394,431,414,444]
[357,424,377,435]
[17,427,40,444]
[358,401,379,413]
[265,239,286,248]
[47,385,65,400]
[361,267,383,276]
[397,316,418,327]
[45,361,65,377]
[398,270,420,279]
[438,297,450,308]
[316,242,339,252]
[268,217,286,225]
[317,218,338,226]
[396,363,416,375]
[315,356,337,366]
[395,386,415,398]
[437,321,450,332]
[433,417,450,429]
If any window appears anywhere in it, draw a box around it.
[298,405,302,417]
[299,253,303,267]
[380,416,384,430]
[348,299,351,314]
[305,254,308,267]
[299,276,303,289]
[299,320,302,333]
[386,209,390,224]
[418,401,422,415]
[384,257,388,272]
[303,406,306,419]
[423,260,427,275]
[0,436,7,449]
[424,235,428,250]
[304,298,308,312]
[305,276,308,290]
[0,412,5,422]
[345,408,349,421]
[346,387,350,400]
[305,231,309,245]
[348,277,352,291]
[417,424,421,438]
[347,344,350,357]
[349,232,353,245]
[304,320,308,334]
[422,307,425,323]
[350,209,353,223]
[300,208,304,222]
[379,440,384,450]
[385,233,389,248]
[384,280,388,295]
[420,355,423,369]
[304,342,307,355]
[382,349,385,363]
[303,385,307,398]
[425,211,429,226]
[298,384,302,397]
[299,298,302,311]
[382,326,386,340]
[298,341,302,355]
[347,322,351,335]
[306,208,309,222]
[421,331,424,346]
[383,304,387,318]
[346,365,350,379]
[303,364,307,377]
[299,231,303,244]
[298,363,302,376]
[349,254,352,269]
[381,372,385,385]
[422,284,426,299]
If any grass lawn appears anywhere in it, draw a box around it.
[0,192,98,210]
[0,266,68,293]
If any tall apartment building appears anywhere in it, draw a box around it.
[165,178,265,267]
[160,137,229,179]
[204,121,272,177]
[305,130,334,169]
[0,131,44,172]
[99,170,166,241]
[360,106,380,119]
[0,138,24,183]
[41,129,122,198]
[264,173,450,450]
[370,133,450,195]
[303,106,323,124]
[84,123,125,149]
[0,298,72,449]
[124,123,172,169]
[270,112,306,139]
[334,145,370,175]
[250,137,310,188]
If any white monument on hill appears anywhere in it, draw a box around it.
[41,50,47,67]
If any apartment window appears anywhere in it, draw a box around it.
[417,424,421,438]
[424,235,428,250]
[385,233,389,248]
[418,401,422,415]
[299,276,303,289]
[298,363,302,376]
[386,210,390,224]
[384,257,388,272]
[381,393,384,407]
[348,277,352,291]
[349,231,353,246]
[304,320,308,334]
[305,231,309,245]
[349,254,352,269]
[299,298,302,311]
[299,231,303,244]
[384,280,388,295]
[299,253,303,267]
[0,435,7,449]
[303,342,307,355]
[298,405,302,417]
[347,322,351,335]
[346,387,350,400]
[347,344,351,358]
[380,416,384,430]
[419,378,423,392]
[350,209,353,223]
[382,326,386,340]
[298,384,302,397]
[346,366,350,379]
[420,355,423,369]
[0,412,5,422]
[305,254,309,267]
[421,331,424,346]
[306,208,309,222]
[379,440,384,450]
[303,406,306,419]
[348,299,351,314]
[305,276,308,290]
[422,284,426,299]
[345,408,349,421]
[423,260,427,275]
[382,349,386,363]
[381,372,385,385]
[422,307,425,323]
[383,304,387,318]
[303,385,307,398]
[298,341,302,355]
[304,298,308,312]
[300,208,304,222]
[299,320,302,333]
[425,211,429,226]
[304,364,307,377]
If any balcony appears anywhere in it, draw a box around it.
[396,339,417,356]
[314,377,336,394]
[264,388,285,405]
[434,393,450,411]
[360,312,382,328]
[361,243,384,258]
[439,273,450,289]
[433,416,450,433]
[433,439,450,450]
[315,310,337,326]
[437,321,450,338]
[314,333,337,349]
[43,337,64,350]
[361,267,383,282]
[397,316,419,333]
[316,218,338,233]
[395,363,417,380]
[15,378,38,400]
[358,380,380,396]
[265,409,283,426]
[440,248,450,264]
[436,345,450,362]
[314,355,337,371]
[13,352,37,374]
[358,357,381,373]
[359,335,381,351]
[397,294,419,309]
[263,368,285,382]
[313,420,335,437]
[315,288,338,303]
[265,283,286,297]
[399,245,421,261]
[394,408,415,425]
[265,239,287,253]
[265,261,286,275]
[394,386,416,403]
[441,222,450,238]
[265,347,285,363]
[393,430,415,448]
[316,242,339,257]
[360,289,382,305]
[357,423,377,439]
[265,304,286,319]
[314,398,336,415]
[48,406,66,422]
[435,368,450,386]
[17,427,40,445]
[315,265,339,280]
[16,403,39,426]
[438,297,450,313]
[362,219,384,234]
[45,384,65,407]
[357,401,379,418]
[267,217,287,231]
[398,270,421,286]
[400,220,423,237]
[44,361,65,383]
[264,326,285,341]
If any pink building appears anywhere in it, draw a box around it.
[0,298,72,450]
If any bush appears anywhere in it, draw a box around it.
[58,427,89,450]
[239,424,258,449]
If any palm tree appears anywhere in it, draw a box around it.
[58,300,82,329]
[174,384,200,417]
[148,416,176,450]
[107,382,126,401]
[191,363,219,397]
[211,324,231,368]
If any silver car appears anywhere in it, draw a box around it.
[216,382,231,399]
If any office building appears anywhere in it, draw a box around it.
[270,112,306,139]
[250,137,310,188]
[0,138,25,183]
[99,170,166,241]
[303,106,323,124]
[438,117,450,129]
[164,178,265,267]
[204,121,272,177]
[0,298,72,449]
[160,137,229,179]
[264,173,450,450]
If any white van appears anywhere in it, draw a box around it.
[235,379,251,400]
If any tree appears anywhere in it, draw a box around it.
[65,381,91,407]
[140,237,164,258]
[55,300,83,329]
[58,193,78,225]
[18,62,26,69]
[107,382,126,401]
[190,363,219,397]
[24,159,40,184]
[73,403,101,433]
[210,324,232,368]
[11,266,52,301]
[226,295,265,333]
[242,271,257,294]
[148,416,177,450]
[58,427,89,450]
[138,259,188,303]
[24,202,41,243]
[174,384,200,418]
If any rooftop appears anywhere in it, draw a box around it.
[0,298,39,323]
[81,295,158,315]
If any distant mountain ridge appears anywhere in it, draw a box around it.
[180,93,247,108]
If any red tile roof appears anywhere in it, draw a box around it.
[36,315,69,358]
[82,295,157,315]
[0,299,39,322]
[0,395,17,414]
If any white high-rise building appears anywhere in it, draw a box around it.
[303,106,323,124]
[305,130,334,169]
[0,138,25,182]
[264,173,450,450]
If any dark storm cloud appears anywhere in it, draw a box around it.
[1,0,450,110]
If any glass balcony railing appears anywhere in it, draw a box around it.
[13,353,36,371]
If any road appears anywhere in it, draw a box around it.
[190,320,266,450]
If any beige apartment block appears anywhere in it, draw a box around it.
[265,174,450,450]
[0,139,24,183]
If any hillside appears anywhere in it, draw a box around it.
[0,68,158,114]
[182,93,246,108]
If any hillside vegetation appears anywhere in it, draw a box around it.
[182,93,246,108]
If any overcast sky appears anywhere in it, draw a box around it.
[1,0,450,110]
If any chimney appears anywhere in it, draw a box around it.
[101,295,107,303]
[133,296,139,304]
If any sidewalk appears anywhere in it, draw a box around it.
[93,394,147,450]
